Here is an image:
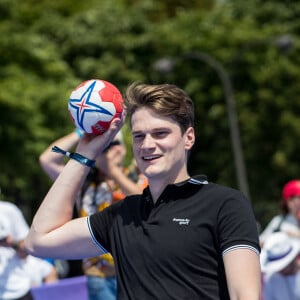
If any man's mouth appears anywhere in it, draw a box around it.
[142,155,161,161]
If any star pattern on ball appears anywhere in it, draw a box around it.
[69,80,113,129]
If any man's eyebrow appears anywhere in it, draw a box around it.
[132,127,170,134]
[132,130,143,135]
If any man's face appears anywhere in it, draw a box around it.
[131,107,194,184]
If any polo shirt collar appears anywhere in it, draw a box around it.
[142,175,208,204]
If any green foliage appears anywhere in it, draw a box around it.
[0,0,299,229]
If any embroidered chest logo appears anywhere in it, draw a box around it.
[172,218,190,225]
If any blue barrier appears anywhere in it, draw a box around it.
[31,276,88,300]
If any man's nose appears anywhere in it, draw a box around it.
[140,135,155,148]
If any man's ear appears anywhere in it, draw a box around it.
[185,127,195,150]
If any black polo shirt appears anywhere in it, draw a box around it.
[88,176,260,300]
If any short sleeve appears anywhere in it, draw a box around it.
[88,202,121,253]
[217,190,260,255]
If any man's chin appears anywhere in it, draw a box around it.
[142,168,159,179]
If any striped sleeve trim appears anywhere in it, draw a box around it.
[222,244,260,257]
[87,216,108,253]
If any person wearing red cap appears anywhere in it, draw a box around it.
[260,179,300,246]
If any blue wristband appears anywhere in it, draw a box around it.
[52,146,95,168]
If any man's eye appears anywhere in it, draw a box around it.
[133,134,144,140]
[154,131,168,138]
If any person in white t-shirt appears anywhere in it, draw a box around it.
[0,200,33,300]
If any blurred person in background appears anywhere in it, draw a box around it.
[260,180,300,246]
[39,129,147,300]
[0,200,33,300]
[0,200,57,300]
[260,231,300,299]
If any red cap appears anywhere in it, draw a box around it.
[282,180,300,202]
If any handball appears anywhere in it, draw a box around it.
[68,79,124,135]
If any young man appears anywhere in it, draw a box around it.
[25,82,261,299]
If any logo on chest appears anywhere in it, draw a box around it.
[172,218,190,225]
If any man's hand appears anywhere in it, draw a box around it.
[76,116,125,161]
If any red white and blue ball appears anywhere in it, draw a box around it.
[68,79,123,135]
